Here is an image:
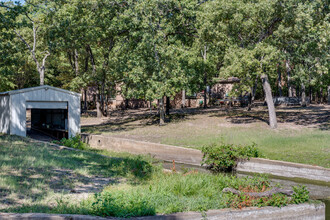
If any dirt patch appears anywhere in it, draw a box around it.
[0,167,122,210]
[49,168,121,193]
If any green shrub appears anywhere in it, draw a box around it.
[54,135,88,150]
[201,143,260,172]
[265,193,290,207]
[291,185,309,204]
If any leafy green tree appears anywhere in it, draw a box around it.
[0,2,25,91]
[0,0,328,118]
[47,0,133,116]
[122,0,197,124]
[273,0,329,103]
[2,0,53,86]
[201,0,283,128]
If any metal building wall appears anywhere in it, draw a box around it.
[0,95,10,134]
[9,86,80,137]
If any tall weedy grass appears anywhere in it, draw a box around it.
[54,172,281,217]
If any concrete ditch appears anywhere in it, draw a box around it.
[137,203,326,220]
[81,134,203,166]
[0,203,325,219]
[237,158,330,183]
[0,213,112,219]
[81,134,330,183]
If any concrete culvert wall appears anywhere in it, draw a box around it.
[0,203,325,219]
[81,134,330,183]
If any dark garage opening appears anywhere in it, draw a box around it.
[27,109,68,141]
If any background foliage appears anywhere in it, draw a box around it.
[0,0,329,108]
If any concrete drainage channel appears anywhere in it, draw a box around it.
[81,134,329,219]
[81,134,330,182]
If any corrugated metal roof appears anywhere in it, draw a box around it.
[0,85,81,97]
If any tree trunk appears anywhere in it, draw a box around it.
[166,96,170,115]
[204,87,207,108]
[314,90,318,103]
[203,45,207,109]
[247,92,252,111]
[248,78,258,111]
[86,45,96,75]
[39,67,45,86]
[252,78,258,102]
[84,89,87,113]
[293,87,297,97]
[261,74,277,129]
[301,83,306,107]
[327,86,330,105]
[286,60,293,97]
[320,87,324,103]
[159,97,165,125]
[101,82,105,115]
[297,84,300,98]
[315,89,319,103]
[96,94,102,118]
[14,23,50,86]
[105,93,109,117]
[74,49,79,76]
[38,47,49,86]
[125,99,129,109]
[182,90,186,108]
[277,64,282,96]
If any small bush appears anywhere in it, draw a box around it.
[54,135,88,150]
[201,143,260,172]
[264,193,290,207]
[291,185,309,204]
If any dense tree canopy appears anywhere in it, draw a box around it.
[0,0,329,126]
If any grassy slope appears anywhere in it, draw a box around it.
[0,134,305,217]
[82,108,330,168]
[0,134,153,212]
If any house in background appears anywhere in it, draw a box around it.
[169,77,242,108]
[81,77,241,111]
[211,77,241,99]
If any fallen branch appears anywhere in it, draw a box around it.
[222,187,293,197]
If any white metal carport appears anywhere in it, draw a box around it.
[0,85,81,138]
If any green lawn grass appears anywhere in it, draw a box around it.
[161,127,330,168]
[0,134,308,217]
[0,134,153,211]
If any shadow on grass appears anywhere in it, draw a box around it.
[0,134,154,209]
[81,106,230,134]
[82,113,189,134]
[82,105,329,135]
[209,105,329,130]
